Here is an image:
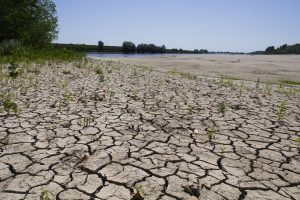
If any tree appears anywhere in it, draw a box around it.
[265,46,276,54]
[122,41,136,53]
[0,0,58,48]
[98,41,104,51]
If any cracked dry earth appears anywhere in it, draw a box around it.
[0,60,300,200]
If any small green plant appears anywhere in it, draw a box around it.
[207,127,216,140]
[63,92,74,103]
[218,101,226,113]
[220,146,225,154]
[40,189,53,200]
[279,79,300,86]
[142,133,148,141]
[277,101,287,121]
[2,95,18,114]
[95,67,104,82]
[294,137,300,144]
[80,116,93,127]
[8,62,21,79]
[131,185,144,200]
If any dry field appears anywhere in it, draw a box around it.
[0,59,299,200]
[113,54,300,83]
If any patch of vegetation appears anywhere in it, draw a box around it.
[279,79,300,86]
[80,116,93,127]
[8,62,22,79]
[294,137,300,143]
[277,101,287,121]
[207,127,217,140]
[0,94,18,114]
[95,67,104,82]
[218,101,226,113]
[40,189,54,200]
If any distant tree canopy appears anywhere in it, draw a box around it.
[122,41,136,53]
[194,49,208,54]
[265,44,300,54]
[98,41,104,50]
[136,43,166,53]
[0,0,58,48]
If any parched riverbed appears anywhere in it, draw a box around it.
[0,60,299,199]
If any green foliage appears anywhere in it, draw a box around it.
[277,101,287,121]
[122,41,136,53]
[95,67,104,82]
[40,189,53,200]
[0,0,58,48]
[98,41,104,50]
[1,95,18,114]
[207,127,216,140]
[279,79,300,86]
[136,43,166,53]
[294,137,300,143]
[80,116,93,127]
[265,44,300,54]
[218,101,226,113]
[8,62,21,79]
[0,47,84,63]
[0,39,25,56]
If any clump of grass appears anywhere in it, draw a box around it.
[218,101,226,113]
[220,146,225,154]
[1,94,18,114]
[207,127,216,140]
[80,116,93,127]
[277,101,287,121]
[40,189,54,200]
[8,62,21,79]
[131,185,144,200]
[95,67,104,82]
[63,92,74,103]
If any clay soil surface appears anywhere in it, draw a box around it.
[0,60,299,199]
[113,54,300,82]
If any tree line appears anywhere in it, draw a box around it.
[53,41,205,54]
[265,44,300,54]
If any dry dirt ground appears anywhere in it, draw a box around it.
[113,54,300,82]
[0,60,299,200]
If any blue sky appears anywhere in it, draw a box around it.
[53,0,300,52]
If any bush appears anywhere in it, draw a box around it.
[0,39,25,56]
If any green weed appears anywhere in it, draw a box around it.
[277,101,287,121]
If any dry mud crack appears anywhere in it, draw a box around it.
[0,60,299,200]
